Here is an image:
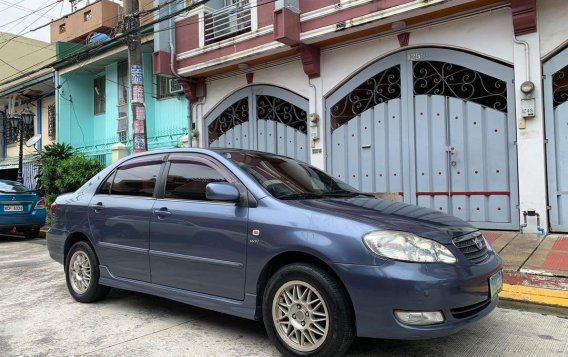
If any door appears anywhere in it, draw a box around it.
[544,47,568,232]
[205,85,309,162]
[149,154,248,300]
[88,155,165,282]
[326,48,519,230]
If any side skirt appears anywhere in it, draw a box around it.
[99,266,258,320]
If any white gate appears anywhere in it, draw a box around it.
[205,85,309,162]
[544,47,568,232]
[326,48,519,230]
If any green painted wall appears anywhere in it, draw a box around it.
[56,52,189,165]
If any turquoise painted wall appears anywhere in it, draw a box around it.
[56,52,189,165]
[144,53,189,150]
[57,73,95,148]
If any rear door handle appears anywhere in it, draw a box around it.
[90,202,105,213]
[153,208,171,218]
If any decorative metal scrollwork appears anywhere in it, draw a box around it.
[256,95,307,134]
[48,104,56,140]
[552,65,568,109]
[330,65,401,131]
[208,98,249,144]
[413,61,508,112]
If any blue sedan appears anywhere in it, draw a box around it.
[47,149,502,356]
[0,179,46,238]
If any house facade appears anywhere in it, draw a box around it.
[0,33,56,188]
[52,0,190,166]
[151,0,568,234]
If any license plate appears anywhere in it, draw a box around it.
[4,205,23,212]
[489,270,503,299]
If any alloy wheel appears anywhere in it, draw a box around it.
[69,251,92,294]
[272,280,329,352]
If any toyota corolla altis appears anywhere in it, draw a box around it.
[47,148,502,357]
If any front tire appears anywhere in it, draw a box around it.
[65,241,109,303]
[263,263,355,357]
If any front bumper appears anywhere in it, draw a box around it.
[334,252,502,339]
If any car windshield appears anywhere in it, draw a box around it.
[0,180,30,193]
[223,151,363,200]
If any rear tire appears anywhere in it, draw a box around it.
[65,241,110,303]
[262,263,355,357]
[23,229,39,239]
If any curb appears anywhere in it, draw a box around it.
[39,226,49,239]
[499,283,568,308]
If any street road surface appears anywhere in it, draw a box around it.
[1,237,566,356]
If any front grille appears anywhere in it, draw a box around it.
[452,232,490,264]
[450,299,491,319]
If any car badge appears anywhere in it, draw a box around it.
[474,237,484,249]
[12,196,16,201]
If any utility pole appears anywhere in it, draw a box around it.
[124,0,148,153]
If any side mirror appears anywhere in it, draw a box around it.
[205,182,240,202]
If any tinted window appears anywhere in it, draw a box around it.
[111,161,162,197]
[97,172,115,194]
[223,151,359,199]
[0,180,29,193]
[165,161,227,201]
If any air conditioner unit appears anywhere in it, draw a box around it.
[169,78,184,94]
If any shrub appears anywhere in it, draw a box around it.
[37,145,103,206]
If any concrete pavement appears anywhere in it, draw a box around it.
[482,231,568,308]
[1,237,567,356]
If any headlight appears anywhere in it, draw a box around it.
[362,231,456,264]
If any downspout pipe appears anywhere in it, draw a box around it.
[2,106,7,158]
[513,35,530,83]
[36,98,42,153]
[168,5,193,148]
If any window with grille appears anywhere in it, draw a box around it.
[94,76,106,115]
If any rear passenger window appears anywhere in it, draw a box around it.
[97,172,115,194]
[111,161,162,197]
[165,161,228,201]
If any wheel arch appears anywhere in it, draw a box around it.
[254,251,356,324]
[64,231,97,263]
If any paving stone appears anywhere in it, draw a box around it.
[499,234,544,272]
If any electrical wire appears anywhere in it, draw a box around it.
[0,0,62,49]
[0,0,59,22]
[0,0,277,86]
[0,0,187,83]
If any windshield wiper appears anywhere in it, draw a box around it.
[321,190,374,198]
[277,192,323,200]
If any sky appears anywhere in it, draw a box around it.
[0,0,123,43]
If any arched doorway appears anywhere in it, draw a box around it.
[325,48,519,230]
[205,85,309,162]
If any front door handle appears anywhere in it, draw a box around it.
[153,208,171,218]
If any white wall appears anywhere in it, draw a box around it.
[320,7,514,96]
[198,5,553,232]
[538,0,568,59]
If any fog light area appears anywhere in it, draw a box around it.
[394,310,445,326]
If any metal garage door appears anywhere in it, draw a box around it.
[205,85,309,162]
[326,48,519,230]
[544,47,568,232]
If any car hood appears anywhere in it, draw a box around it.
[284,196,477,244]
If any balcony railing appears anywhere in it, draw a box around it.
[204,3,252,45]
